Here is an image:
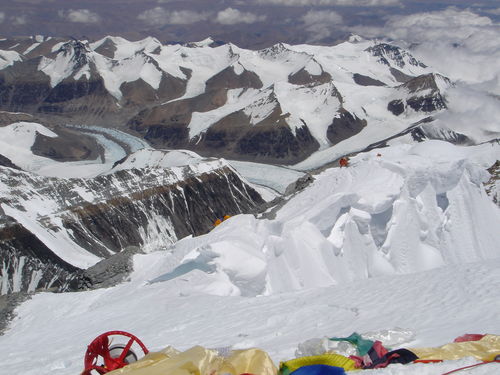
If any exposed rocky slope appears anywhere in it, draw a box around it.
[485,159,500,206]
[0,159,264,295]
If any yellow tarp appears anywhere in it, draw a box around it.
[412,334,500,362]
[107,345,278,375]
[280,353,357,373]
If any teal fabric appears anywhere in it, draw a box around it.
[329,332,374,356]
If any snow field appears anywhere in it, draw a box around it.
[1,257,499,375]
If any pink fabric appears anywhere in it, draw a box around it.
[453,334,486,343]
[372,341,388,357]
[348,355,364,368]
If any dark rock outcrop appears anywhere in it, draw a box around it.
[31,126,104,162]
[388,74,448,116]
[191,100,320,164]
[389,68,414,83]
[388,99,405,116]
[0,155,20,170]
[366,43,426,69]
[0,111,38,126]
[0,58,52,113]
[0,214,78,295]
[205,66,263,91]
[129,88,229,148]
[485,160,499,206]
[70,246,142,291]
[326,109,367,145]
[120,72,186,107]
[93,38,118,59]
[288,67,331,86]
[353,73,386,87]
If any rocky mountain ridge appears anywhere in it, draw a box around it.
[0,157,264,294]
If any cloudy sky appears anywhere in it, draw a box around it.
[0,0,498,47]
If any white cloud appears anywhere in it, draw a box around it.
[383,8,493,42]
[301,10,343,42]
[11,15,27,25]
[482,8,500,16]
[350,7,500,139]
[215,7,266,25]
[302,9,343,25]
[355,8,500,86]
[255,0,400,6]
[59,9,100,23]
[138,7,210,26]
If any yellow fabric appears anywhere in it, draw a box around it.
[280,353,356,372]
[219,348,277,375]
[107,346,277,375]
[411,335,500,362]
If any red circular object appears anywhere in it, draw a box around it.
[82,331,149,375]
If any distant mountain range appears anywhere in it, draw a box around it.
[0,34,459,165]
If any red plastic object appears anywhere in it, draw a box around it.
[453,333,485,343]
[82,331,149,375]
[441,358,500,375]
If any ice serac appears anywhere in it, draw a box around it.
[151,142,500,297]
[0,159,264,295]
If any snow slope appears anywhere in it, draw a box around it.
[1,140,498,374]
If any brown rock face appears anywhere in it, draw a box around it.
[120,71,186,107]
[326,109,367,145]
[191,104,320,164]
[388,74,448,116]
[0,111,38,126]
[0,155,20,170]
[93,38,117,59]
[31,126,104,162]
[288,67,331,86]
[0,58,52,113]
[129,88,229,147]
[353,73,386,87]
[206,66,263,91]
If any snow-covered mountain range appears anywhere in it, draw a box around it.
[0,34,472,164]
[0,32,499,375]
